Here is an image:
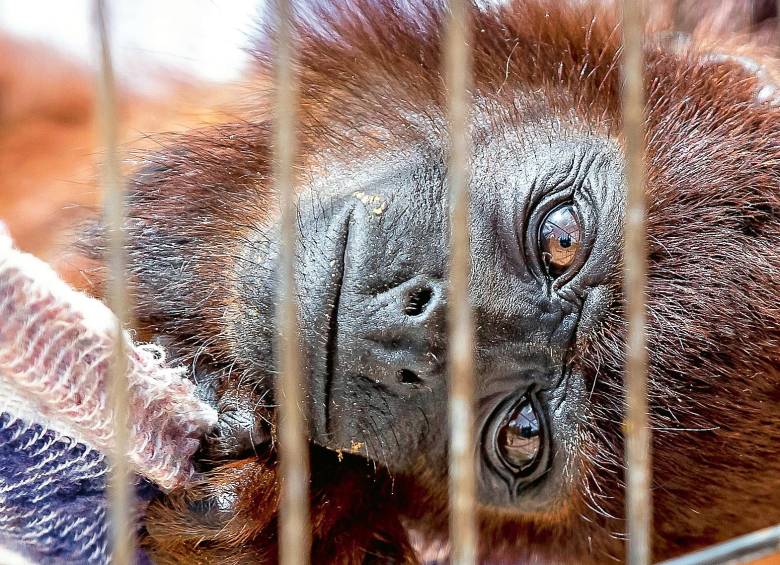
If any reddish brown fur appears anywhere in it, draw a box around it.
[144,448,416,564]
[121,1,780,562]
[131,1,780,562]
[4,1,780,563]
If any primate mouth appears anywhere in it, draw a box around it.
[484,389,552,496]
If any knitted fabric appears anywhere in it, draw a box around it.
[1,415,113,563]
[0,223,218,563]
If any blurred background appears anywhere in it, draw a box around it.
[0,0,260,282]
[0,0,258,87]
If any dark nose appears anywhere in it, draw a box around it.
[336,275,445,389]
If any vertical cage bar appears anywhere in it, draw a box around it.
[621,2,652,565]
[94,1,133,564]
[272,1,311,564]
[445,1,476,564]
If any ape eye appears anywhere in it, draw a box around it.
[497,396,542,472]
[538,203,581,278]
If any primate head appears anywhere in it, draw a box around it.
[236,120,623,514]
[115,0,780,562]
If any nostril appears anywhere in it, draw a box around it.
[404,286,434,316]
[397,369,423,385]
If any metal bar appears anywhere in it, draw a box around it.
[93,1,133,564]
[445,1,476,564]
[272,1,311,564]
[656,524,780,565]
[621,2,652,565]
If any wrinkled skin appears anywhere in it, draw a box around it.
[91,1,780,563]
[230,132,624,513]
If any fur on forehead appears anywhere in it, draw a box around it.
[248,0,625,148]
[249,0,780,157]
